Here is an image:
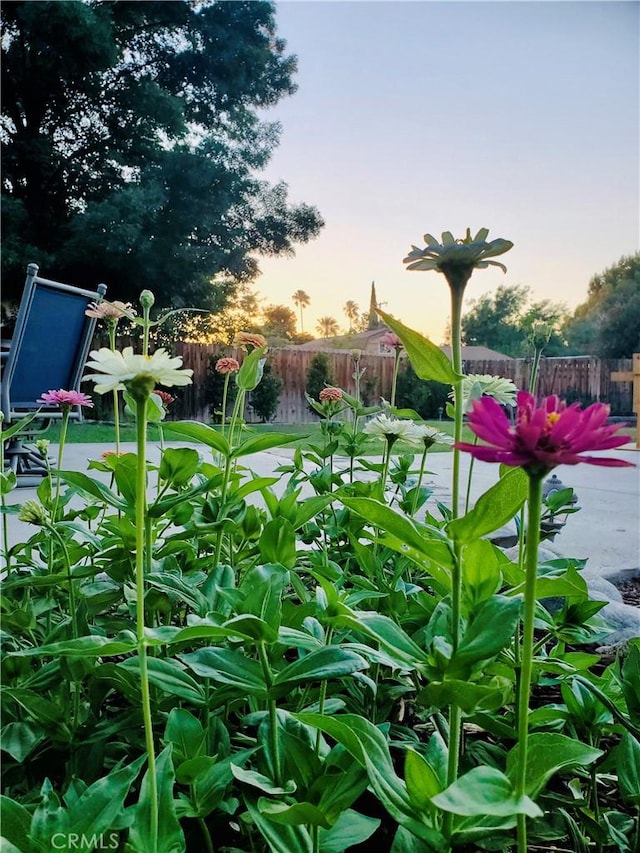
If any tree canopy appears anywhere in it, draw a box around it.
[462,284,568,357]
[1,0,323,308]
[564,254,640,358]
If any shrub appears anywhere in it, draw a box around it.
[395,361,450,418]
[206,352,238,423]
[306,353,334,413]
[250,361,283,422]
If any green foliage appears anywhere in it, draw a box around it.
[462,284,568,357]
[564,254,640,357]
[250,362,284,422]
[1,1,323,307]
[396,361,450,419]
[305,353,335,411]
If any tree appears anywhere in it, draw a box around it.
[343,300,359,333]
[261,303,297,343]
[1,1,324,308]
[316,316,339,338]
[306,353,334,409]
[250,361,283,422]
[564,254,640,357]
[462,284,568,357]
[292,289,310,332]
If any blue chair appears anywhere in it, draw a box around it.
[1,263,107,486]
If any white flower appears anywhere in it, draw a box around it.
[83,347,193,394]
[451,374,517,413]
[409,424,454,448]
[363,414,417,443]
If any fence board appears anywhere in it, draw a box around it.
[88,339,635,422]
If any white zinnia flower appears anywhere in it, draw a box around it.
[409,424,454,448]
[84,347,193,394]
[363,414,417,443]
[452,374,517,413]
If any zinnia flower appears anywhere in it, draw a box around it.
[457,391,633,478]
[451,374,518,413]
[85,300,134,320]
[83,347,193,394]
[380,332,402,350]
[18,499,48,526]
[363,414,417,444]
[215,357,240,375]
[153,390,175,407]
[409,423,455,449]
[403,228,513,294]
[37,390,94,408]
[319,387,343,403]
[234,332,267,352]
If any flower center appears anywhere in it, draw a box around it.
[545,412,560,430]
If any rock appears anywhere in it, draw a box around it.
[581,571,623,604]
[597,600,640,645]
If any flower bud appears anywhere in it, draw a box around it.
[18,499,48,526]
[139,290,155,309]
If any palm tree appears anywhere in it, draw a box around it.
[292,289,311,332]
[316,316,339,338]
[343,300,359,332]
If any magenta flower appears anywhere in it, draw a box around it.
[38,389,94,408]
[456,391,633,477]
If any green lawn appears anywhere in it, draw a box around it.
[35,418,470,455]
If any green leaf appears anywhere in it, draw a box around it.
[163,709,206,764]
[448,468,528,544]
[57,470,128,510]
[0,722,43,763]
[258,798,330,828]
[448,595,521,678]
[377,309,458,385]
[112,453,138,505]
[615,732,640,805]
[159,447,200,487]
[3,689,64,726]
[404,749,441,812]
[273,647,368,690]
[163,420,230,456]
[506,732,602,799]
[417,679,509,714]
[127,746,184,853]
[231,765,296,795]
[259,518,297,569]
[319,809,380,852]
[119,657,204,705]
[245,797,313,853]
[237,346,267,391]
[179,648,266,697]
[11,634,138,658]
[334,611,429,669]
[232,432,305,458]
[431,766,542,818]
[0,796,32,852]
[66,755,146,843]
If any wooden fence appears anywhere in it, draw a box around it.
[160,345,634,423]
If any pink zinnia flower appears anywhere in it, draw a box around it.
[38,389,94,408]
[85,300,133,320]
[380,332,402,350]
[319,387,343,403]
[215,357,240,375]
[153,390,175,407]
[457,391,633,477]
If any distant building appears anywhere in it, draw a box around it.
[289,327,511,361]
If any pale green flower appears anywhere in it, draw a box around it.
[452,374,518,413]
[84,347,193,395]
[403,228,513,292]
[363,414,417,443]
[409,424,455,449]
[18,499,48,526]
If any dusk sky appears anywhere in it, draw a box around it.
[255,0,639,341]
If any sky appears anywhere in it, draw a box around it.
[253,0,639,342]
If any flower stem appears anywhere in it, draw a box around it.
[108,324,121,453]
[221,373,231,437]
[390,349,401,409]
[516,472,544,853]
[53,407,70,522]
[411,445,429,516]
[135,396,158,853]
[258,642,281,784]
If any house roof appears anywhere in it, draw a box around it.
[288,332,512,361]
